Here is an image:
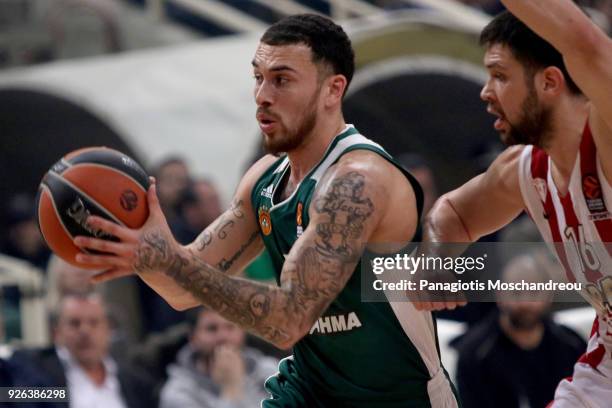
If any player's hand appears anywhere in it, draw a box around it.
[73,178,196,308]
[74,178,179,282]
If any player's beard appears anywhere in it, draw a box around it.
[262,89,320,155]
[502,84,553,148]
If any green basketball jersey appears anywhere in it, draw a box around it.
[252,125,458,407]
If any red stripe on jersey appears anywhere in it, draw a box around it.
[531,147,548,180]
[531,148,575,282]
[576,317,605,369]
[580,124,612,252]
[578,344,606,369]
[591,316,599,337]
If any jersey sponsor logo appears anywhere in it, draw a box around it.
[296,202,304,238]
[588,212,612,221]
[261,184,274,199]
[258,206,272,236]
[309,312,362,335]
[582,174,609,216]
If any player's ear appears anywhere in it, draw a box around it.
[539,66,565,97]
[324,74,347,108]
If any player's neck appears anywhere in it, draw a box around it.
[545,97,589,178]
[286,114,346,183]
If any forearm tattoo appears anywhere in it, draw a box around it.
[135,171,375,347]
[195,199,245,251]
[217,230,259,272]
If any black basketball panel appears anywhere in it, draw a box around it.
[66,148,149,190]
[41,171,121,243]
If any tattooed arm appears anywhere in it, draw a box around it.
[134,161,386,349]
[78,153,391,348]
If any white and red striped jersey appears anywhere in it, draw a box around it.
[518,121,612,381]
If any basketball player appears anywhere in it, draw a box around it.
[420,1,612,406]
[72,14,459,407]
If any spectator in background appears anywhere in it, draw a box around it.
[2,193,50,270]
[396,153,438,220]
[141,156,192,333]
[453,254,586,408]
[172,178,223,245]
[45,255,94,310]
[10,293,157,408]
[45,256,142,357]
[153,156,191,225]
[160,308,277,408]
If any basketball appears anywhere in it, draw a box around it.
[36,147,150,269]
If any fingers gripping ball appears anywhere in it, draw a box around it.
[36,147,150,269]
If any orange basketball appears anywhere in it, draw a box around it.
[36,147,150,269]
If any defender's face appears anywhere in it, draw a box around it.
[480,43,551,147]
[252,42,323,154]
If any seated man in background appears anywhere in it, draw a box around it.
[161,307,278,408]
[45,255,141,360]
[453,254,586,408]
[10,293,156,408]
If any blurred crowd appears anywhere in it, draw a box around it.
[1,0,611,69]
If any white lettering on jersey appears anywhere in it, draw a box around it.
[309,312,362,335]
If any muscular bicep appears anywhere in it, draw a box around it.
[430,146,524,242]
[277,167,383,336]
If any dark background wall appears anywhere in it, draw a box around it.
[0,88,143,226]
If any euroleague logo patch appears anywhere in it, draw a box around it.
[120,190,138,211]
[582,174,608,214]
[583,175,601,200]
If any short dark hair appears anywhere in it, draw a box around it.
[261,14,355,95]
[480,11,582,95]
